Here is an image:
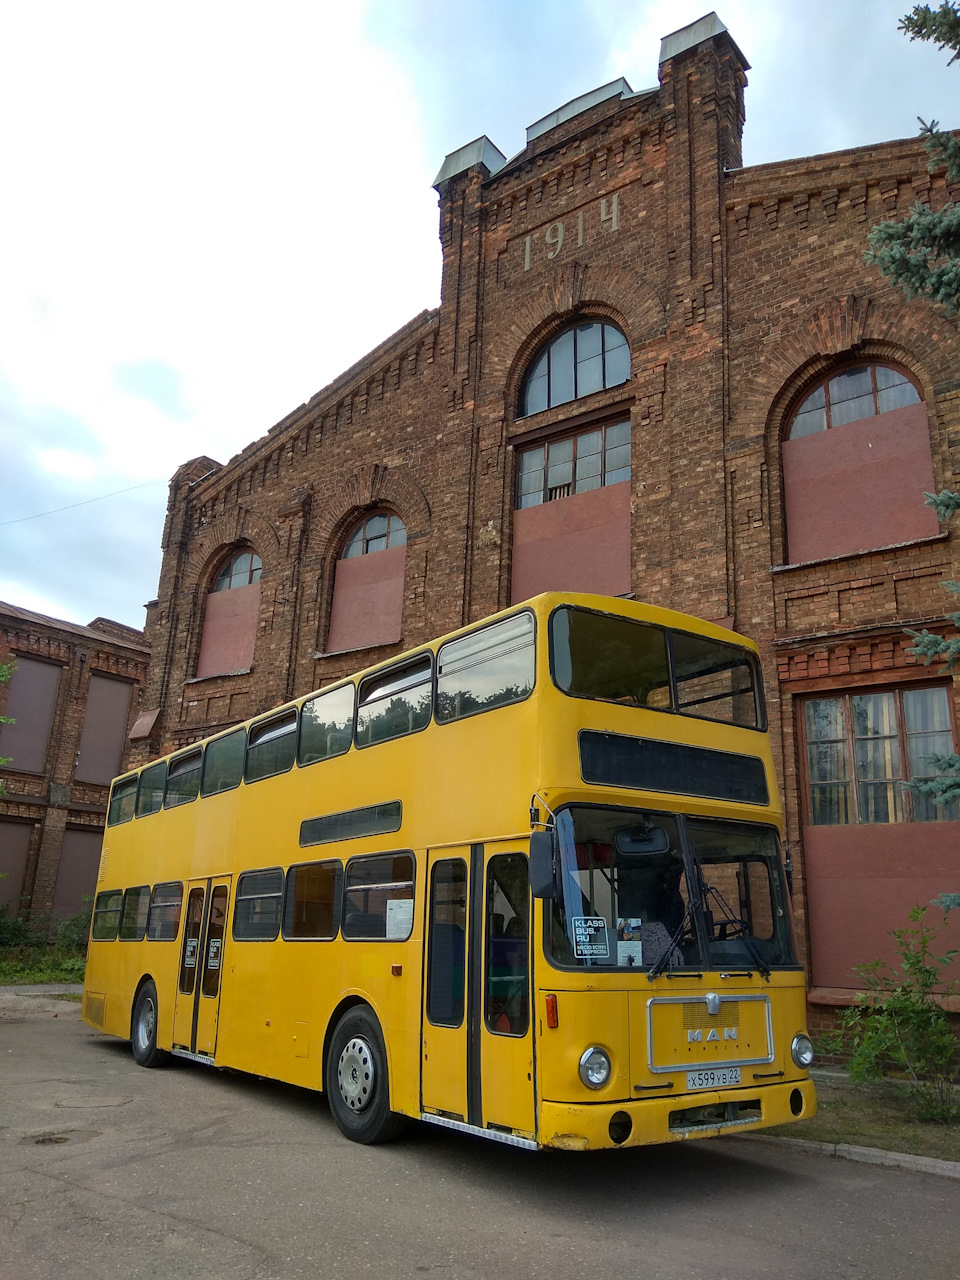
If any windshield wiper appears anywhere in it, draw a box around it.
[704,883,771,980]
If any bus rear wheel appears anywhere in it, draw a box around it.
[131,980,170,1068]
[327,1007,405,1144]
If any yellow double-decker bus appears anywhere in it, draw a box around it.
[83,592,815,1151]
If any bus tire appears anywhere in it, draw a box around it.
[327,1007,406,1144]
[131,980,169,1068]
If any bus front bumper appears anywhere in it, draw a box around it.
[538,1077,816,1150]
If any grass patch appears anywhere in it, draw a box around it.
[765,1078,960,1163]
[0,951,86,986]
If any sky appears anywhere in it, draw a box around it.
[2,0,958,631]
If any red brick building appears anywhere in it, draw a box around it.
[133,14,960,1002]
[0,603,149,922]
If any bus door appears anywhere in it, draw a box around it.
[422,847,535,1140]
[172,877,232,1057]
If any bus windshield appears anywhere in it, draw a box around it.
[550,605,762,728]
[547,806,795,972]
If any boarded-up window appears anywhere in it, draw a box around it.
[196,580,261,678]
[511,479,631,603]
[51,828,104,920]
[75,676,134,785]
[0,658,62,774]
[783,400,938,563]
[0,820,33,907]
[327,544,405,653]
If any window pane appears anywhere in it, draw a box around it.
[356,657,432,746]
[426,860,467,1027]
[829,367,872,404]
[807,741,848,783]
[147,883,183,941]
[576,322,602,360]
[179,888,204,992]
[119,886,150,941]
[250,555,262,583]
[342,853,415,940]
[92,890,123,940]
[605,420,630,448]
[202,885,229,996]
[436,612,535,722]
[387,516,407,547]
[855,733,900,781]
[300,801,402,846]
[164,750,202,807]
[576,352,603,397]
[671,631,760,728]
[853,693,897,739]
[485,853,529,1035]
[366,534,388,554]
[805,698,845,743]
[604,442,631,474]
[245,711,298,783]
[809,782,852,825]
[299,684,355,765]
[551,607,671,708]
[603,339,630,387]
[283,861,342,939]
[136,763,167,818]
[790,405,827,438]
[876,367,921,412]
[365,514,388,540]
[519,446,544,473]
[903,687,951,734]
[548,330,575,406]
[603,323,628,354]
[234,869,283,941]
[522,373,548,416]
[858,781,903,823]
[546,438,574,491]
[342,526,364,558]
[830,393,875,427]
[108,776,138,826]
[201,730,245,796]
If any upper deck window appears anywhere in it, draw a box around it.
[550,606,762,729]
[519,321,629,417]
[245,710,298,783]
[436,612,536,722]
[355,655,432,747]
[107,775,139,826]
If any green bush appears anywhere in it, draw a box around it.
[0,900,90,985]
[827,905,959,1124]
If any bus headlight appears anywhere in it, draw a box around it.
[791,1033,815,1069]
[579,1046,612,1089]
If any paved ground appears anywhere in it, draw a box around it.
[1,988,959,1280]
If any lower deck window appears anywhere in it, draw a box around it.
[342,853,414,940]
[92,890,123,940]
[233,869,283,940]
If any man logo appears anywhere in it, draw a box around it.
[687,1027,738,1042]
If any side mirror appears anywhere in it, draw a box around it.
[529,830,557,899]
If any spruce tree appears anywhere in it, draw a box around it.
[866,6,960,908]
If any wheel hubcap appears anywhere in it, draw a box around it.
[337,1036,374,1112]
[138,998,155,1050]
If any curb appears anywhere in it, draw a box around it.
[743,1132,960,1180]
[5,984,84,996]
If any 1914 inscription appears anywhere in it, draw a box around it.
[522,194,620,270]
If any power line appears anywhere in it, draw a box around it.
[0,478,168,527]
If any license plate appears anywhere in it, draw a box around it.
[686,1067,741,1090]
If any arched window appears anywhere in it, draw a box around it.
[196,546,262,679]
[782,361,937,564]
[789,364,921,438]
[212,550,262,590]
[342,513,406,558]
[327,512,406,654]
[519,320,629,417]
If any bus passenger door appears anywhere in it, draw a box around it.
[421,847,535,1141]
[421,853,469,1121]
[479,850,535,1139]
[172,877,232,1057]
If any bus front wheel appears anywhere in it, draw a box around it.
[327,1007,405,1144]
[131,980,170,1068]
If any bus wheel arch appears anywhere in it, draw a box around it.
[130,977,170,1069]
[325,1004,406,1144]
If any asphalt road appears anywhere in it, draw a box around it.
[1,990,958,1280]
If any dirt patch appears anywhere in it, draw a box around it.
[0,989,83,1022]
